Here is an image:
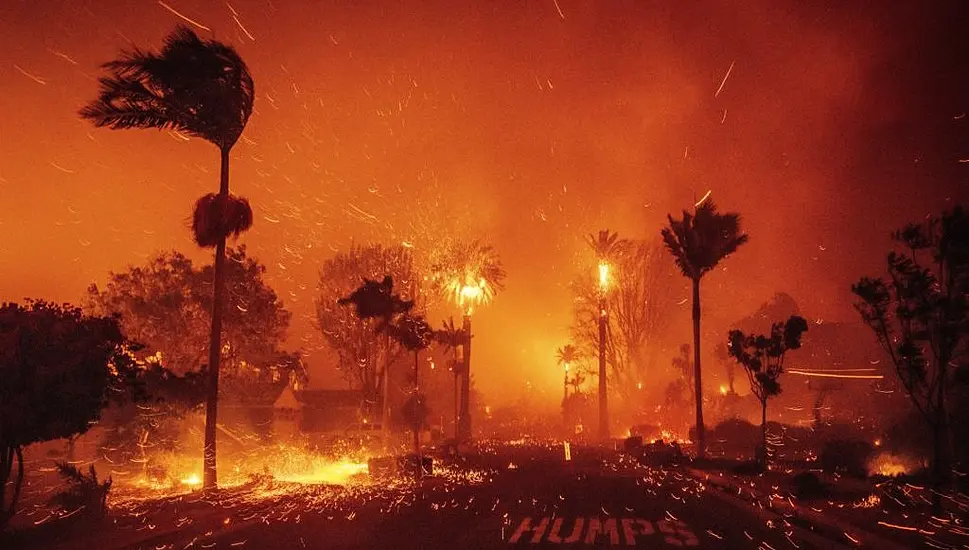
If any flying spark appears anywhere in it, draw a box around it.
[157,1,211,31]
[714,60,735,98]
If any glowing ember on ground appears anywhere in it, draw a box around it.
[272,459,369,485]
[179,473,202,487]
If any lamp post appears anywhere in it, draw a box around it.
[597,261,610,440]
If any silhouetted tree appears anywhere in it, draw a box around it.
[672,344,694,391]
[86,248,302,403]
[727,315,808,468]
[664,344,694,411]
[390,314,433,459]
[435,317,468,437]
[853,205,969,510]
[336,265,416,438]
[81,26,256,489]
[320,246,418,427]
[719,293,802,396]
[0,300,138,529]
[571,238,682,400]
[662,199,749,458]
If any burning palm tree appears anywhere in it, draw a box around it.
[80,26,255,489]
[431,241,506,440]
[586,230,627,440]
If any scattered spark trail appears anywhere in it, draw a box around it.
[714,61,735,98]
[14,64,47,85]
[788,369,883,379]
[552,0,566,20]
[227,2,256,41]
[50,162,76,174]
[694,190,712,208]
[157,1,211,32]
[48,49,78,65]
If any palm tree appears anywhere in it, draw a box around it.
[555,344,581,402]
[661,199,748,458]
[390,313,433,466]
[586,230,627,440]
[431,241,506,441]
[435,318,467,439]
[80,26,255,489]
[586,230,627,262]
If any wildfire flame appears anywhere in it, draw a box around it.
[867,452,920,477]
[597,261,610,291]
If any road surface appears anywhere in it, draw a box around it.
[17,443,851,550]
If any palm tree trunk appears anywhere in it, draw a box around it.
[692,277,705,459]
[203,147,230,490]
[414,351,421,461]
[458,314,472,441]
[598,296,609,440]
[382,332,392,447]
[453,350,459,439]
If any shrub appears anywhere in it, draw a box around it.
[730,460,763,475]
[49,463,112,518]
[819,439,873,478]
[791,471,827,499]
[709,418,760,455]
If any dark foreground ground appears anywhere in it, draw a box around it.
[4,443,869,550]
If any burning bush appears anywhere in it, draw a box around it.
[867,452,924,478]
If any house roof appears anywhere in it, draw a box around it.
[273,384,301,410]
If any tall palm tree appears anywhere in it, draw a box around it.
[431,241,506,441]
[80,26,255,489]
[586,230,626,439]
[661,199,748,458]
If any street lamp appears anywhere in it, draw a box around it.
[597,260,610,440]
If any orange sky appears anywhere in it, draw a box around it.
[1,0,966,405]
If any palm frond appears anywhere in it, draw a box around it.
[661,199,748,279]
[81,25,254,149]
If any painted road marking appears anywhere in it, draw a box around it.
[509,517,699,546]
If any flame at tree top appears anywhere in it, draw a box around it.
[597,261,610,292]
[431,240,506,315]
